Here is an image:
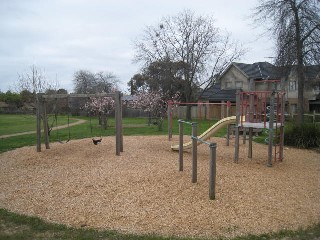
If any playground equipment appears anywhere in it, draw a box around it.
[167,101,234,140]
[171,80,285,167]
[49,98,72,144]
[35,92,123,156]
[54,111,71,144]
[176,120,217,200]
[171,116,236,151]
[89,114,103,145]
[234,83,286,166]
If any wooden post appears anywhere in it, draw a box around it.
[168,101,172,140]
[226,101,231,146]
[36,94,42,152]
[226,124,230,146]
[248,127,253,158]
[243,128,247,144]
[221,101,225,119]
[279,93,286,161]
[209,143,217,200]
[226,101,230,117]
[179,120,183,171]
[192,122,197,183]
[234,90,241,163]
[42,98,50,149]
[267,91,275,167]
[115,91,121,156]
[120,94,123,153]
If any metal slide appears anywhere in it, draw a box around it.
[171,116,236,151]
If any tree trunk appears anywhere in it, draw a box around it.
[101,113,107,130]
[185,81,193,121]
[294,5,304,126]
[296,63,305,125]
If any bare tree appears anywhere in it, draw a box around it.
[17,65,57,100]
[95,71,119,93]
[73,70,118,94]
[134,10,244,119]
[253,0,320,125]
[73,70,96,94]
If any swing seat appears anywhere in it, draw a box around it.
[58,138,71,144]
[92,138,102,145]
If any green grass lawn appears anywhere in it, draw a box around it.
[0,114,319,240]
[0,114,77,135]
[0,114,39,135]
[0,115,223,153]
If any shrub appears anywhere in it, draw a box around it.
[284,123,320,149]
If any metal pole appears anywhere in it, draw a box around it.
[192,122,198,183]
[179,120,184,171]
[209,143,217,200]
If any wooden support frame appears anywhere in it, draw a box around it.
[235,86,285,166]
[36,92,123,156]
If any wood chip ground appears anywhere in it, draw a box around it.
[0,136,319,238]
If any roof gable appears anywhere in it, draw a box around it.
[233,62,280,80]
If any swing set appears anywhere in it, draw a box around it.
[89,114,103,145]
[47,98,71,144]
[36,92,123,156]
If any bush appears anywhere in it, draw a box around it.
[284,123,320,149]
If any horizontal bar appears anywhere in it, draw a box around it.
[178,120,196,125]
[191,136,216,147]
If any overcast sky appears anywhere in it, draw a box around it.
[0,0,275,93]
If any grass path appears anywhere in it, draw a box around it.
[0,118,87,139]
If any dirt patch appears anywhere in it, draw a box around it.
[0,136,319,238]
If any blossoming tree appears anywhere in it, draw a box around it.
[132,91,180,130]
[84,96,115,129]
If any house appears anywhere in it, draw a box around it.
[286,65,320,113]
[200,62,320,114]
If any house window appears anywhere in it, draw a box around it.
[289,81,297,91]
[225,82,232,89]
[235,81,243,89]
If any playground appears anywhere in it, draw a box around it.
[0,135,319,238]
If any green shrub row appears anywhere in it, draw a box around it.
[284,123,320,149]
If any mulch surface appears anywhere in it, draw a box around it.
[0,136,319,238]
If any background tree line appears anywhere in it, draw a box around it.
[0,67,118,115]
